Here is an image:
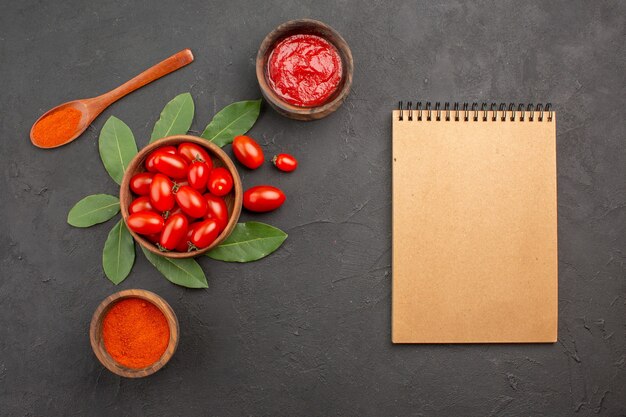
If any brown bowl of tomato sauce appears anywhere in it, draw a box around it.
[256,19,353,121]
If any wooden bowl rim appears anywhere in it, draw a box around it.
[120,135,243,259]
[255,19,353,118]
[89,289,179,378]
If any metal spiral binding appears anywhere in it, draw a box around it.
[397,102,553,122]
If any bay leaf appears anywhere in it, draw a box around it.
[98,116,138,185]
[201,99,261,147]
[67,194,120,227]
[141,247,208,288]
[102,219,135,285]
[150,92,195,143]
[206,221,287,262]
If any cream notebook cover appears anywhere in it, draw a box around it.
[392,103,557,343]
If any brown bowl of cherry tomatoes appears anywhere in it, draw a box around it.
[120,135,242,259]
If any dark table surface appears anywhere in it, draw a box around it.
[1,0,625,416]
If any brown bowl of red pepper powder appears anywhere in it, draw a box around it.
[90,289,179,378]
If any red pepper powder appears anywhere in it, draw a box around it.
[32,107,82,147]
[102,298,170,369]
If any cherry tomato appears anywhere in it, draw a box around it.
[161,146,177,154]
[187,161,210,192]
[168,205,183,217]
[232,135,264,169]
[159,213,189,251]
[127,211,164,235]
[243,185,286,212]
[175,185,207,218]
[178,142,213,165]
[145,233,160,244]
[145,146,177,172]
[149,174,175,212]
[129,196,154,214]
[203,193,229,231]
[175,228,194,252]
[190,219,220,249]
[272,153,298,172]
[208,167,233,196]
[129,172,154,195]
[154,153,188,179]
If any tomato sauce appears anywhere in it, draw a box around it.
[267,34,343,107]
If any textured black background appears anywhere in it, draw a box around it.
[1,1,625,416]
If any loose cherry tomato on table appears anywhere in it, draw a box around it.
[243,185,286,212]
[129,172,154,195]
[187,161,210,192]
[149,174,175,212]
[178,142,212,166]
[127,211,164,235]
[189,219,220,249]
[272,153,298,172]
[159,213,189,251]
[208,167,233,196]
[129,196,154,214]
[175,185,208,218]
[145,146,177,172]
[232,135,264,169]
[203,193,229,231]
[154,153,188,179]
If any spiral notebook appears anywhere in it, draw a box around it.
[392,102,558,343]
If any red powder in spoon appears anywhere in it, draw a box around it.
[32,107,82,147]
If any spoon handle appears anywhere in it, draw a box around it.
[92,49,194,108]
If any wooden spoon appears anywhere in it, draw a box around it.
[30,49,194,149]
